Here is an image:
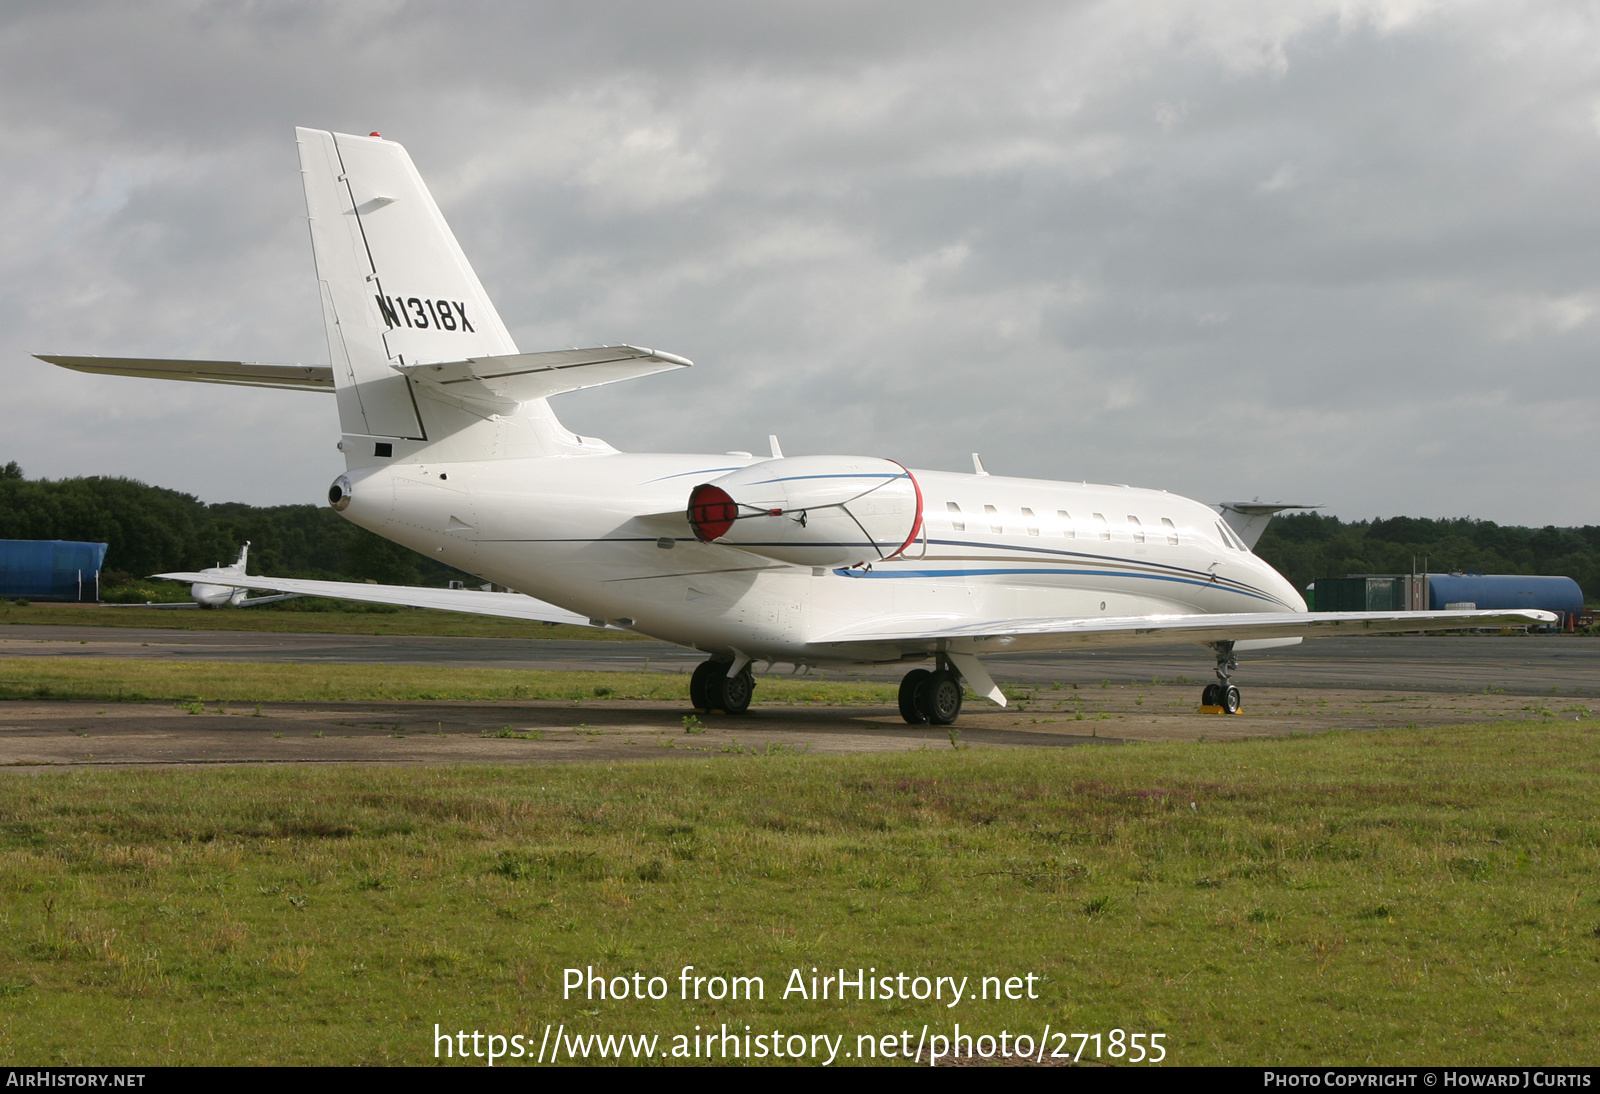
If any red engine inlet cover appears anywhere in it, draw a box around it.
[687,483,738,542]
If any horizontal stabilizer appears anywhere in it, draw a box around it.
[35,355,333,392]
[810,608,1558,658]
[1217,502,1321,550]
[397,345,690,407]
[153,572,598,627]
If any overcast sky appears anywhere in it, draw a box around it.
[3,1,1597,524]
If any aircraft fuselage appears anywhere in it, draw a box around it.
[337,452,1306,666]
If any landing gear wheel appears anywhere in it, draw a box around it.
[1203,641,1242,714]
[899,669,932,724]
[919,670,964,726]
[689,660,722,712]
[708,664,755,715]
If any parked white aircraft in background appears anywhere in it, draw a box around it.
[37,129,1554,724]
[124,542,300,609]
[188,543,300,608]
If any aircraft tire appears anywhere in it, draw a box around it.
[1201,683,1220,707]
[720,662,755,713]
[898,669,932,724]
[1222,685,1241,715]
[689,660,722,712]
[920,671,964,726]
[710,665,755,715]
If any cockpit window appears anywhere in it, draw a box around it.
[1215,521,1249,551]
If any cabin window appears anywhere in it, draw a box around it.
[1161,517,1178,545]
[1021,507,1039,536]
[1057,510,1074,539]
[946,502,964,532]
[984,504,1002,534]
[1093,512,1110,541]
[1127,515,1144,544]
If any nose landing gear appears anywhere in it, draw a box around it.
[690,659,755,715]
[898,661,965,725]
[1200,641,1242,714]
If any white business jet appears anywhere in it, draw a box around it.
[36,129,1553,724]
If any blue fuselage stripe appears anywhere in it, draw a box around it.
[834,565,1281,605]
[746,473,904,486]
[928,537,1215,579]
[643,466,743,484]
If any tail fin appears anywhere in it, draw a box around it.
[295,128,518,442]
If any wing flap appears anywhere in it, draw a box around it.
[397,345,690,406]
[152,573,598,627]
[810,608,1559,657]
[36,355,334,392]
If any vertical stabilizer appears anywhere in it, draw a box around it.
[295,128,519,443]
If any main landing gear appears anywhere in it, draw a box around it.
[898,662,965,726]
[1200,641,1242,714]
[690,659,756,715]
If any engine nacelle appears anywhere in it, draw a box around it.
[686,455,923,567]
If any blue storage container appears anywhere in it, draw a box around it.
[0,540,108,601]
[1425,573,1584,616]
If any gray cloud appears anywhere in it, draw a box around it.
[2,0,1596,523]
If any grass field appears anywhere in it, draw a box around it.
[0,658,898,706]
[1,718,1597,1065]
[0,601,644,641]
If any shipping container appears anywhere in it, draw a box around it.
[1309,576,1409,612]
[1309,572,1586,628]
[0,540,108,602]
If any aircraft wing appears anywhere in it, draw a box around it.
[809,608,1559,657]
[106,601,201,610]
[35,355,334,392]
[109,594,300,609]
[234,593,302,607]
[152,573,599,627]
[396,345,690,407]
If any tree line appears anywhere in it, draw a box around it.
[1,462,1594,604]
[1255,513,1599,602]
